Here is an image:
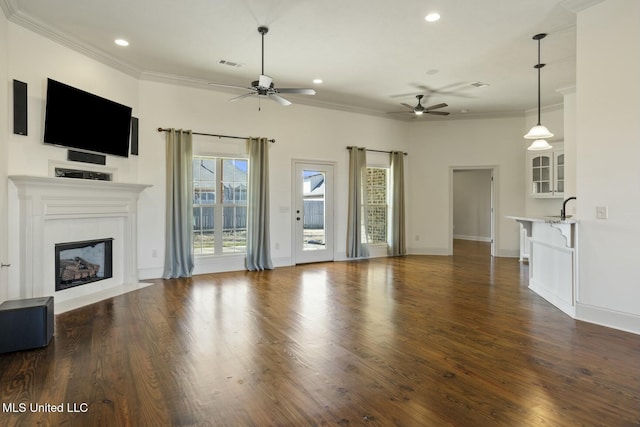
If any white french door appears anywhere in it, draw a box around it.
[293,162,334,264]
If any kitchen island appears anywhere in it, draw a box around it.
[507,216,578,317]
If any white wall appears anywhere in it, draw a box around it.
[406,117,525,257]
[453,169,492,241]
[575,0,640,334]
[0,11,9,303]
[5,23,142,289]
[561,89,577,200]
[135,79,410,278]
[6,24,140,179]
[4,18,527,286]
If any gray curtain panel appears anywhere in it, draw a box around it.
[389,151,406,256]
[246,137,273,271]
[163,129,194,279]
[346,146,369,258]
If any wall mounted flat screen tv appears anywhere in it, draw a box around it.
[44,78,133,157]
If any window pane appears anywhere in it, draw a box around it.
[367,205,387,243]
[222,159,248,204]
[193,231,215,255]
[194,158,216,205]
[193,155,248,256]
[222,206,247,253]
[364,168,388,244]
[542,168,550,181]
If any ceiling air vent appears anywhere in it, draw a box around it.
[217,59,244,68]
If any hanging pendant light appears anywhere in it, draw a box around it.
[527,139,553,151]
[525,33,554,149]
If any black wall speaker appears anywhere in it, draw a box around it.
[68,150,107,165]
[130,116,139,155]
[13,80,28,136]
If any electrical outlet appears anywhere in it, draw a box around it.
[152,249,158,258]
[596,206,608,219]
[415,235,420,241]
[275,242,280,250]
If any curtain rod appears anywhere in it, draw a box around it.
[157,128,275,143]
[346,146,407,155]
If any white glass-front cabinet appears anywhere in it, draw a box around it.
[527,143,564,198]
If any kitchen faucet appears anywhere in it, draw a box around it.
[561,196,576,220]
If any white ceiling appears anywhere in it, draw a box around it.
[2,0,596,119]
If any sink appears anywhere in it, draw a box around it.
[547,215,572,218]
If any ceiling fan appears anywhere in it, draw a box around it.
[388,95,450,117]
[208,26,315,106]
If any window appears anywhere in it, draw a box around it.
[193,156,248,255]
[365,167,388,244]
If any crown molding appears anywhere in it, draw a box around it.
[0,0,18,18]
[559,0,605,13]
[3,2,141,78]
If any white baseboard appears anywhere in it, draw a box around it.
[529,280,576,318]
[453,234,492,242]
[139,267,164,280]
[497,249,520,258]
[576,303,640,335]
[407,246,450,256]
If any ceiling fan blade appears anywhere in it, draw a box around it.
[276,88,316,95]
[426,111,450,116]
[258,74,273,89]
[425,103,448,111]
[391,91,423,99]
[415,84,474,99]
[386,111,413,115]
[269,94,292,106]
[228,92,257,102]
[208,82,251,90]
[400,103,415,110]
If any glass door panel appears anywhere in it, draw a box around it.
[294,162,334,264]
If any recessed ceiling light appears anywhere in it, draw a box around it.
[313,79,323,84]
[114,39,129,47]
[425,13,441,22]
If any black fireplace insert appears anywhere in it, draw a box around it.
[55,238,113,291]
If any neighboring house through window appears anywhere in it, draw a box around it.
[365,167,388,245]
[193,156,248,255]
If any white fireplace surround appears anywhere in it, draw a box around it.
[9,175,152,313]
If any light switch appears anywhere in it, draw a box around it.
[596,206,608,219]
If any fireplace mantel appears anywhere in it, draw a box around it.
[9,175,152,313]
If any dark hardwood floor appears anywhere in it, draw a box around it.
[1,240,638,426]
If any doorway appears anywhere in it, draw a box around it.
[292,161,335,264]
[450,167,496,256]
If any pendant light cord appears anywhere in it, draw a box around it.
[533,33,547,126]
[537,39,541,125]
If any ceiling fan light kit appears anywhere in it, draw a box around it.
[208,26,316,107]
[525,33,554,151]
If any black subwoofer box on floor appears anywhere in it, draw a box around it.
[0,296,54,353]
